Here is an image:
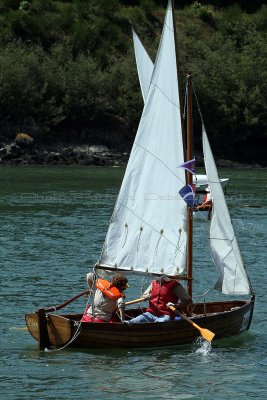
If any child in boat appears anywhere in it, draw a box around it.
[81,273,129,323]
[125,276,192,324]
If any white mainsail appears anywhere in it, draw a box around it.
[133,30,230,198]
[99,1,187,276]
[132,29,154,102]
[202,125,251,295]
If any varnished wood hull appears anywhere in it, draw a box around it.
[25,299,254,349]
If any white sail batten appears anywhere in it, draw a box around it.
[202,125,251,295]
[99,1,187,276]
[132,29,154,103]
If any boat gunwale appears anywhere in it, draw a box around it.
[48,298,252,328]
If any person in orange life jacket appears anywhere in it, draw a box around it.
[81,272,129,323]
[125,276,192,325]
[197,187,212,210]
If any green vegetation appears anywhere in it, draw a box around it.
[0,0,266,164]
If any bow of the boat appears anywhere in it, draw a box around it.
[191,298,255,339]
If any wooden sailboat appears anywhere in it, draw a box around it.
[25,0,254,350]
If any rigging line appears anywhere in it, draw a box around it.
[195,209,211,224]
[206,180,225,185]
[141,275,147,295]
[192,79,205,125]
[115,200,186,257]
[165,23,174,34]
[134,142,185,186]
[149,80,181,115]
[193,289,213,304]
[191,288,216,314]
[47,321,83,352]
[209,235,235,241]
[91,270,98,320]
[183,84,188,120]
[46,288,93,353]
[98,193,121,262]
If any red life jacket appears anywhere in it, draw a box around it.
[96,279,125,300]
[146,279,178,317]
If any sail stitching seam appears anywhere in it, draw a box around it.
[134,142,185,185]
[150,81,180,114]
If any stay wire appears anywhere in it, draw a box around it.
[46,284,94,353]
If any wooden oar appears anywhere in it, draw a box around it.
[125,297,146,306]
[34,289,90,350]
[10,291,91,338]
[243,204,262,208]
[167,303,215,342]
[42,289,90,313]
[10,326,28,330]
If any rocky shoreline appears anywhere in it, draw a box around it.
[0,142,130,167]
[0,140,264,169]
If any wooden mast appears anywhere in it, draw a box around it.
[186,72,193,298]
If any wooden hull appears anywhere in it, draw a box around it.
[25,299,254,349]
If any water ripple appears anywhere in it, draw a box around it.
[0,166,266,400]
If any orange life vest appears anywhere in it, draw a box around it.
[96,279,125,300]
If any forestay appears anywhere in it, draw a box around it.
[202,125,251,295]
[99,1,187,276]
[132,29,154,103]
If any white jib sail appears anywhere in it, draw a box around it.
[202,125,251,295]
[132,29,154,102]
[99,1,187,276]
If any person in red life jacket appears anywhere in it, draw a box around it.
[81,272,129,323]
[197,187,212,210]
[124,276,192,325]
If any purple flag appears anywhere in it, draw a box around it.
[177,158,196,174]
[179,184,197,207]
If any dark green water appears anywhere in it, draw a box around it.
[1,166,266,400]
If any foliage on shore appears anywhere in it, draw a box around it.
[0,0,266,164]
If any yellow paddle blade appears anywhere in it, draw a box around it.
[198,327,215,342]
[167,303,215,342]
[192,322,215,342]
